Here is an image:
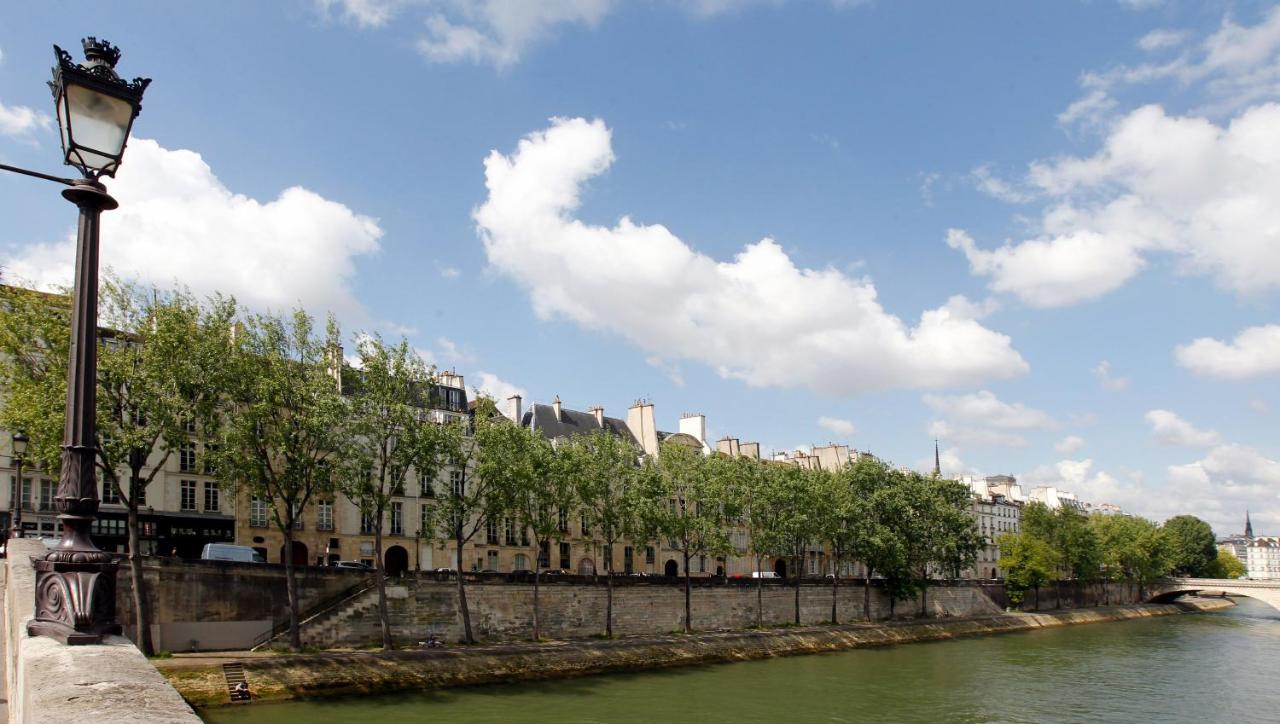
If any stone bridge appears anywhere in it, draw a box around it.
[1148,577,1280,611]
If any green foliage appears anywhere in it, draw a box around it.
[997,531,1058,606]
[1161,515,1218,577]
[1090,513,1172,585]
[1205,548,1245,579]
[1019,502,1103,582]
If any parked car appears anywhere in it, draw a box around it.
[433,567,457,580]
[333,560,373,571]
[750,571,780,579]
[201,543,265,564]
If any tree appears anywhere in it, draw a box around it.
[1091,513,1172,600]
[567,429,642,637]
[1162,515,1218,577]
[842,457,898,622]
[997,532,1058,609]
[731,454,783,628]
[214,309,347,651]
[762,463,822,624]
[340,333,444,650]
[476,418,573,641]
[0,281,235,656]
[1205,548,1245,579]
[432,398,505,644]
[815,465,866,624]
[647,442,735,633]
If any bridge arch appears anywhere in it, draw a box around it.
[1147,578,1280,612]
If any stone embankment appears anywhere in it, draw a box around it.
[166,598,1231,710]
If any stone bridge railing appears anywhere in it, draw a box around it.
[1149,577,1280,611]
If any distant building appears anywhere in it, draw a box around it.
[1218,513,1255,564]
[1247,537,1280,580]
[1028,486,1086,512]
[957,475,1022,579]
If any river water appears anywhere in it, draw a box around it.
[202,599,1280,723]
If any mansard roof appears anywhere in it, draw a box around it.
[521,403,639,447]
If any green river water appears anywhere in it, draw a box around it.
[201,599,1280,723]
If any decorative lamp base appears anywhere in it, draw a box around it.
[26,556,121,645]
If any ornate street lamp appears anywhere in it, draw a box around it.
[11,431,28,539]
[0,38,150,645]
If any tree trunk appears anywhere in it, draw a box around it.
[747,555,757,629]
[533,566,542,641]
[831,562,839,625]
[682,550,692,633]
[374,518,392,651]
[863,569,872,622]
[919,571,928,618]
[455,530,474,643]
[126,492,154,656]
[793,555,801,625]
[605,564,614,638]
[284,524,301,650]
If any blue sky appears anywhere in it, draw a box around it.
[1,1,1277,535]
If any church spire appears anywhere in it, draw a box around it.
[1246,510,1254,538]
[933,439,941,477]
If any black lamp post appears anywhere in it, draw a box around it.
[0,38,150,646]
[11,431,28,539]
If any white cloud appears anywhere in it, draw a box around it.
[1176,324,1280,379]
[3,138,382,321]
[1057,89,1118,128]
[919,445,972,477]
[929,419,1025,448]
[951,102,1280,306]
[436,336,474,363]
[970,164,1032,203]
[645,356,685,387]
[921,390,1056,429]
[317,0,403,26]
[475,117,1028,395]
[1250,399,1269,415]
[0,100,51,138]
[470,370,526,404]
[1145,409,1222,447]
[817,416,855,437]
[1137,29,1187,51]
[415,0,611,67]
[1055,435,1085,454]
[1092,360,1130,391]
[436,262,462,279]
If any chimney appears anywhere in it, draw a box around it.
[679,413,706,447]
[507,394,523,424]
[626,399,659,457]
[588,405,604,427]
[326,342,343,393]
[741,442,760,461]
[716,437,740,457]
[553,395,563,422]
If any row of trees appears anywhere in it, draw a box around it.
[997,506,1240,608]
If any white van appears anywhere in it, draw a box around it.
[750,571,780,579]
[201,543,265,564]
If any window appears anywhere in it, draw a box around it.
[486,519,499,545]
[559,542,571,570]
[420,503,432,536]
[179,443,196,473]
[101,471,120,505]
[449,470,463,496]
[249,498,269,528]
[391,502,404,536]
[134,482,145,506]
[699,555,706,574]
[486,550,498,571]
[603,544,612,572]
[39,480,54,511]
[420,476,434,498]
[504,518,518,546]
[538,541,550,569]
[521,525,530,547]
[184,417,197,435]
[180,480,196,511]
[581,515,591,538]
[9,476,29,511]
[624,546,634,575]
[203,444,219,475]
[203,482,220,512]
[558,507,569,534]
[292,503,303,530]
[646,546,655,565]
[317,500,334,531]
[361,510,376,534]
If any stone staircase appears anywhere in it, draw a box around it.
[252,582,378,651]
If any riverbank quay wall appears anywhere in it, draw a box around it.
[113,557,372,651]
[294,575,1145,648]
[2,538,200,723]
[167,599,1233,709]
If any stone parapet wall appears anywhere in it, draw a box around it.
[3,539,199,723]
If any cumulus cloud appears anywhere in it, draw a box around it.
[3,138,382,321]
[469,370,526,405]
[1145,409,1222,447]
[817,416,855,437]
[1137,29,1187,51]
[1092,360,1130,391]
[922,390,1055,429]
[316,0,403,26]
[929,419,1025,448]
[951,103,1280,306]
[0,100,51,138]
[1175,324,1280,379]
[1055,435,1085,454]
[474,117,1028,395]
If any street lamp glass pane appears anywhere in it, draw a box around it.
[65,83,132,170]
